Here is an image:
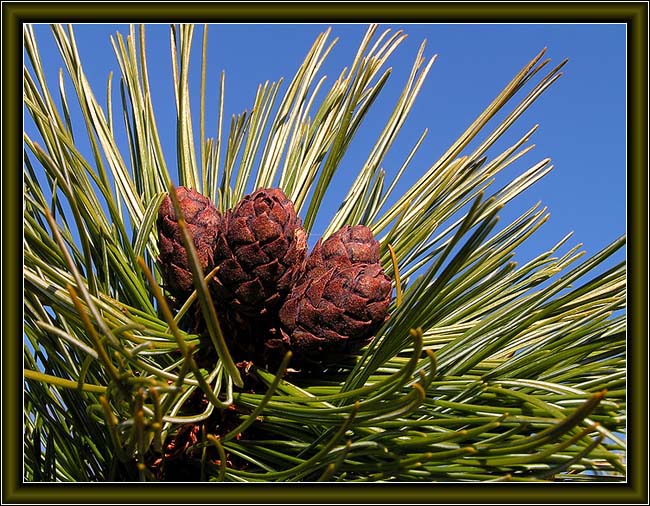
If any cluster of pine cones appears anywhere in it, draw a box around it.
[157,186,392,370]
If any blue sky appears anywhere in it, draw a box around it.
[25,23,626,272]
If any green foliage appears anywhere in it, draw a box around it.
[24,24,625,482]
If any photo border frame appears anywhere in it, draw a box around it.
[3,2,646,504]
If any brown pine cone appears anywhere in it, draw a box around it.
[157,187,222,301]
[212,188,307,318]
[274,263,392,364]
[306,225,380,276]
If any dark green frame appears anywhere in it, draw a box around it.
[4,2,646,503]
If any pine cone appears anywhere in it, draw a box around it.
[306,225,380,275]
[212,187,307,318]
[274,262,392,364]
[157,187,222,300]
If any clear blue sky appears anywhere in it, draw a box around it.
[26,23,626,272]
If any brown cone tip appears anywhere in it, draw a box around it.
[157,186,221,297]
[306,225,380,276]
[212,187,307,317]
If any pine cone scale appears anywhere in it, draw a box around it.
[227,219,256,244]
[235,242,270,270]
[248,215,283,243]
[235,279,265,306]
